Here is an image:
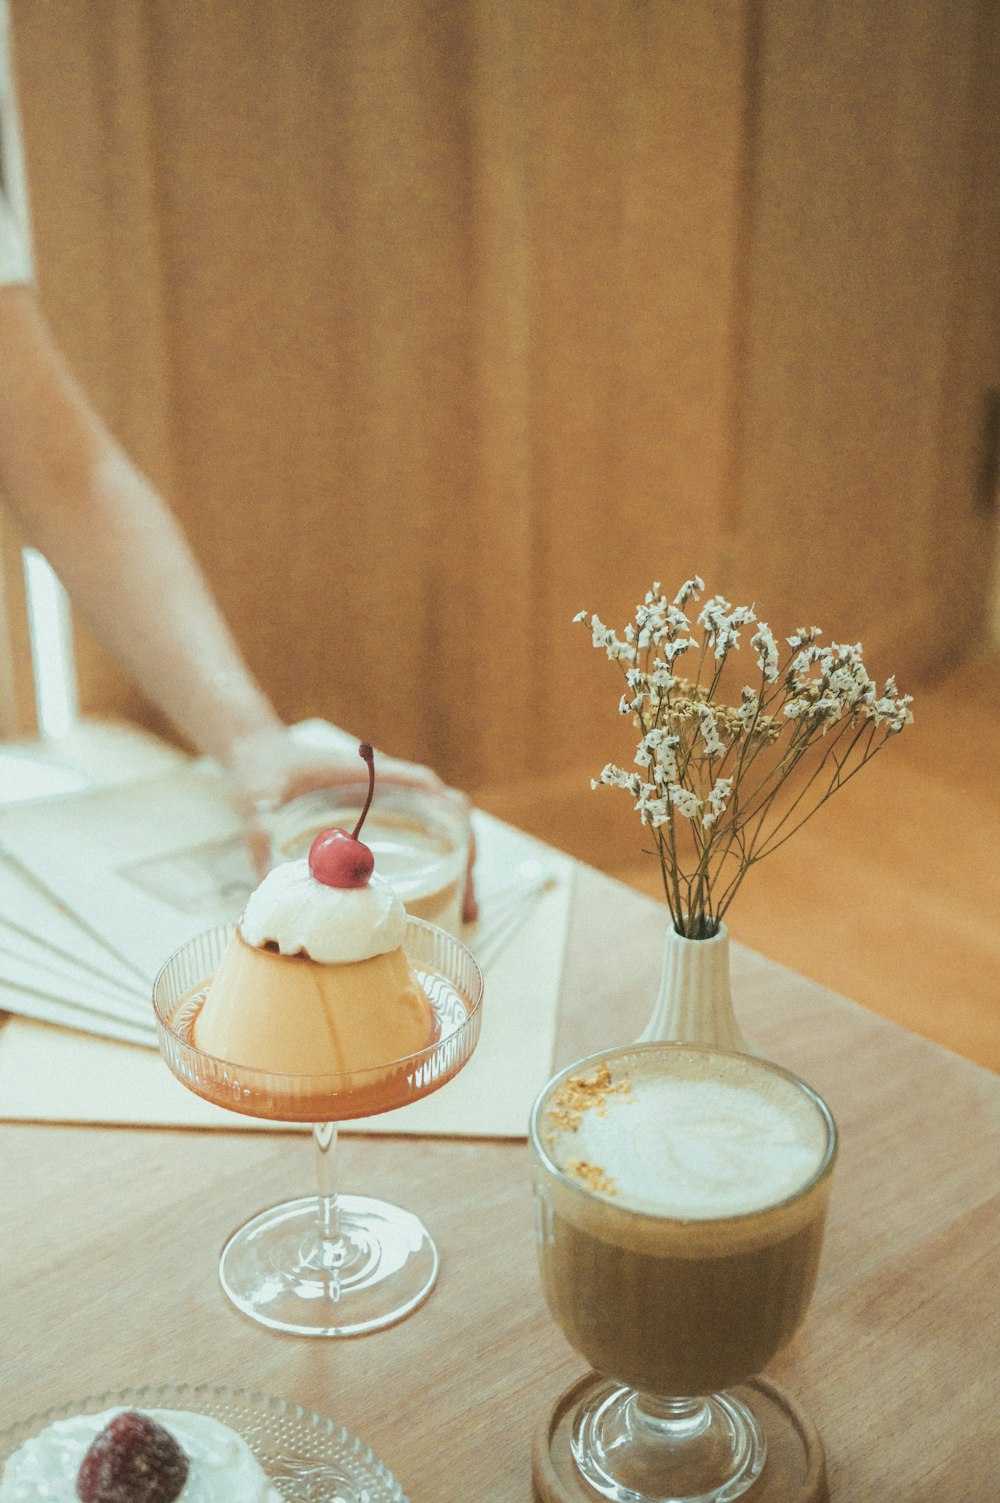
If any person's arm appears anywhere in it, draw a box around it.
[0,282,283,766]
[0,284,451,872]
[0,33,275,766]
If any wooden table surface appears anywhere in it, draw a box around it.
[2,863,998,1501]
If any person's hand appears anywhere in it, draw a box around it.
[225,723,477,922]
[225,723,443,871]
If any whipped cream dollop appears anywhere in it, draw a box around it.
[0,1408,280,1503]
[240,860,406,963]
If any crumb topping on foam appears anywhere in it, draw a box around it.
[546,1061,632,1134]
[0,1409,280,1503]
[544,1052,829,1219]
[565,1160,619,1195]
[240,860,406,963]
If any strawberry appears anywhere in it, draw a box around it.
[76,1410,189,1503]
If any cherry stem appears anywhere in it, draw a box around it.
[350,742,375,840]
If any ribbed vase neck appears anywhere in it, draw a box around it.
[637,919,749,1052]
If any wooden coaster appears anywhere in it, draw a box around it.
[532,1372,827,1503]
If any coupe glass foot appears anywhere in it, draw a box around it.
[218,1193,439,1336]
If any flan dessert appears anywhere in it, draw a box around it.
[0,1407,280,1503]
[174,743,441,1118]
[193,858,438,1075]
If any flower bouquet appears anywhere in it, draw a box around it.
[576,576,912,1045]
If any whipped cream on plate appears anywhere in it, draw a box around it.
[241,861,406,963]
[0,1408,280,1503]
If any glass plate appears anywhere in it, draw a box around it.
[0,1382,407,1502]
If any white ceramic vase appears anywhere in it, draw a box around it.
[637,920,750,1052]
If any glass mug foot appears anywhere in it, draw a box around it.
[218,1194,439,1337]
[571,1376,765,1503]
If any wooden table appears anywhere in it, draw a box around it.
[2,864,998,1500]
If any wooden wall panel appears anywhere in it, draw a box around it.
[11,1,995,810]
[529,2,748,779]
[140,1,484,773]
[727,0,1000,685]
[10,0,746,793]
[934,0,1000,649]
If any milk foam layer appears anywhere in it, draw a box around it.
[241,860,405,962]
[0,1408,280,1503]
[545,1051,829,1219]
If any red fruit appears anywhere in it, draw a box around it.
[308,742,378,889]
[308,827,375,887]
[76,1410,189,1503]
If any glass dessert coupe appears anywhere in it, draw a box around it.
[153,917,483,1338]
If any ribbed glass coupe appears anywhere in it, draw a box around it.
[153,916,482,1338]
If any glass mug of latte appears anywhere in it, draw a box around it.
[529,1043,837,1503]
[269,781,471,937]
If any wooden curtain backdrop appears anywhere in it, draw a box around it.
[7,1,999,818]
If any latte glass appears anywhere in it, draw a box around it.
[529,1043,837,1503]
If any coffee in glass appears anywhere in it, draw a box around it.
[530,1043,837,1502]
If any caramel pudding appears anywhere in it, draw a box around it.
[193,927,436,1076]
[531,1045,837,1395]
[155,744,483,1121]
[171,858,441,1118]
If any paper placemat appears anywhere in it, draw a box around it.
[0,913,148,1001]
[0,763,249,979]
[0,948,152,1036]
[0,857,152,993]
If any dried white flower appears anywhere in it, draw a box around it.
[736,686,761,727]
[635,785,670,827]
[751,622,779,683]
[581,613,638,663]
[660,637,695,665]
[697,596,757,660]
[698,704,727,757]
[650,662,678,694]
[702,776,734,829]
[868,684,913,732]
[594,762,641,794]
[666,784,702,820]
[636,728,680,783]
[673,576,704,607]
[577,580,910,937]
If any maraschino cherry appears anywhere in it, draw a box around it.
[308,742,377,888]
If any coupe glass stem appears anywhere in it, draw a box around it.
[312,1120,347,1271]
